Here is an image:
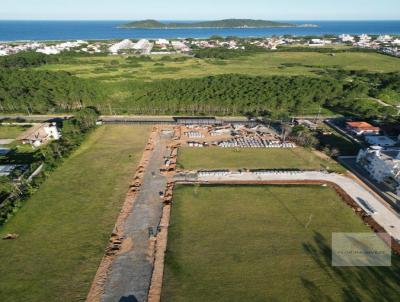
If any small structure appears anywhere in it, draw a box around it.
[296,119,318,130]
[346,122,380,136]
[18,123,61,147]
[174,117,219,125]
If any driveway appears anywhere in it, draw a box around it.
[176,171,400,242]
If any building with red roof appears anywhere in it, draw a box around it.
[346,121,381,136]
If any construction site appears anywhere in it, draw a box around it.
[86,124,400,302]
[180,124,295,148]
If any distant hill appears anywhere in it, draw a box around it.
[120,19,306,29]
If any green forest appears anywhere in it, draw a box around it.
[0,51,399,120]
[126,75,343,115]
[0,69,99,112]
[121,19,296,28]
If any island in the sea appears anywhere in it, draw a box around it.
[120,19,317,29]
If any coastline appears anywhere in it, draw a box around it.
[118,25,319,29]
[1,20,400,41]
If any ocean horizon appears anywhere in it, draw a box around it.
[1,20,400,41]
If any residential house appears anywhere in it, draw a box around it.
[357,147,400,196]
[346,121,380,136]
[18,123,61,148]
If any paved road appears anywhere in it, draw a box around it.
[102,131,169,302]
[0,114,73,122]
[339,156,400,210]
[176,171,400,242]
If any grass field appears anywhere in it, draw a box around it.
[162,185,400,302]
[38,52,400,82]
[0,125,150,302]
[0,125,29,139]
[177,147,343,172]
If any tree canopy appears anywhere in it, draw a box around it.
[0,69,100,113]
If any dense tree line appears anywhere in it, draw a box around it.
[0,108,98,225]
[0,55,399,120]
[0,52,52,68]
[0,51,108,68]
[122,71,399,119]
[127,74,343,115]
[0,69,100,112]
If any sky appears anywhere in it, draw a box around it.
[1,0,399,20]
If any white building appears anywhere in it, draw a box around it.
[18,123,61,148]
[133,39,149,49]
[37,47,61,55]
[171,41,190,52]
[392,39,400,45]
[357,147,400,196]
[339,34,355,43]
[36,40,87,55]
[359,34,371,42]
[377,35,392,43]
[309,39,332,47]
[133,39,153,54]
[156,39,170,48]
[109,39,136,54]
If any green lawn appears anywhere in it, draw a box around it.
[0,125,151,302]
[0,125,29,139]
[162,185,400,302]
[177,147,343,171]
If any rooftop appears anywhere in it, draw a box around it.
[346,121,380,130]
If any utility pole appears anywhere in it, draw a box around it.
[315,105,321,123]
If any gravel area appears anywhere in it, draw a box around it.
[102,131,170,302]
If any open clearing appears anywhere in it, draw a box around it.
[39,52,400,81]
[0,125,29,139]
[0,125,150,302]
[162,185,400,302]
[177,147,343,171]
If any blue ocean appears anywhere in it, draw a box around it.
[0,20,400,41]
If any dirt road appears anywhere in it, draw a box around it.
[101,130,171,302]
